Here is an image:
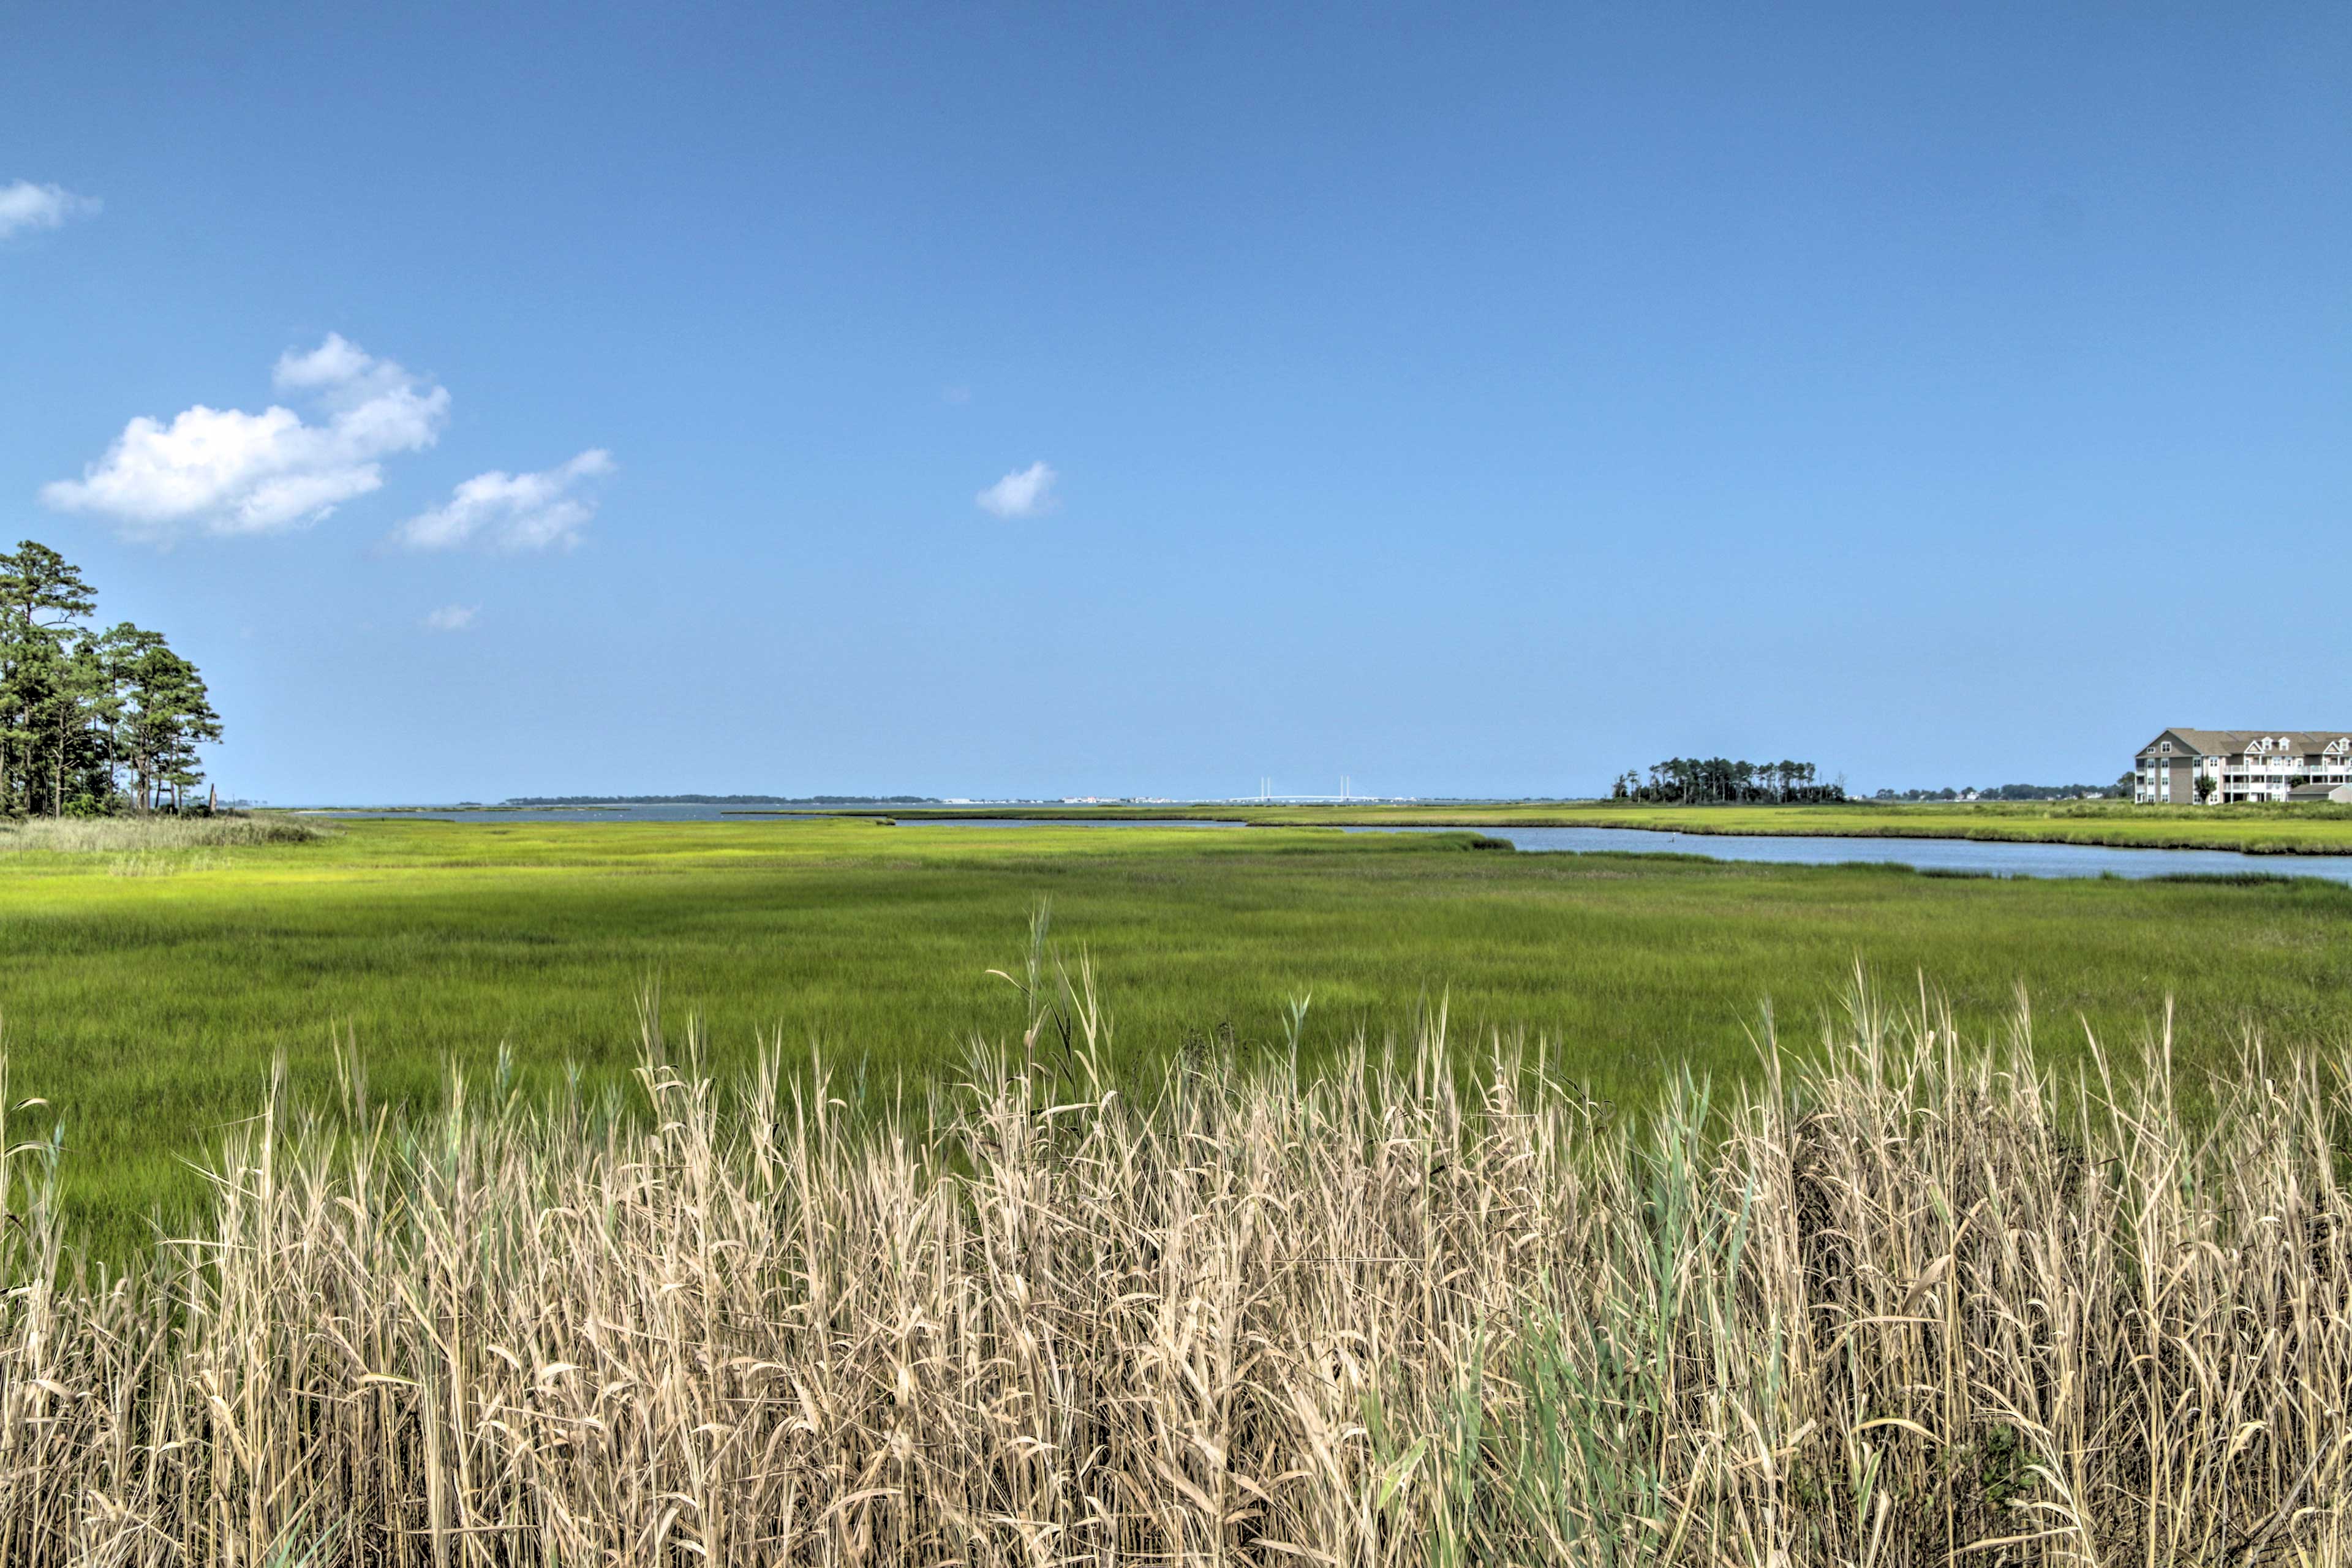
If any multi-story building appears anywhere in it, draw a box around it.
[2134,729,2352,804]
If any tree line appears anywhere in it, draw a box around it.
[1871,780,2128,802]
[1611,757,1846,805]
[0,540,222,816]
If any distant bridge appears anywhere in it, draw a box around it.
[1216,778,1413,805]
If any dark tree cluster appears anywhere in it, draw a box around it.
[0,540,222,817]
[1611,758,1844,805]
[1871,782,2125,802]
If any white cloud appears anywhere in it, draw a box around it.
[976,460,1058,519]
[422,603,479,633]
[0,181,100,240]
[390,449,614,554]
[273,335,379,390]
[41,334,449,540]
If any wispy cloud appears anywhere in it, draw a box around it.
[976,460,1058,519]
[42,334,448,540]
[0,180,100,240]
[391,450,615,554]
[422,603,479,633]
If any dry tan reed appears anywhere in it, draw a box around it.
[0,814,326,854]
[0,962,2345,1565]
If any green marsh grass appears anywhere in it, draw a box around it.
[5,816,2351,1256]
[0,968,2343,1562]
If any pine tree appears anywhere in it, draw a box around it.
[0,542,222,816]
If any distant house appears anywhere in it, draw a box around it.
[2135,729,2352,804]
[2288,783,2352,805]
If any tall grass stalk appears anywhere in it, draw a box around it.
[0,813,326,854]
[0,974,2345,1563]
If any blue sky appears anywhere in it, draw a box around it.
[5,4,2346,802]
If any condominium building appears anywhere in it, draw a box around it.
[2135,729,2352,804]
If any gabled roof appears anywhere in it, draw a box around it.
[2139,729,2352,757]
[2142,729,2244,756]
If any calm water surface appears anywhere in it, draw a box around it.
[1340,823,2352,884]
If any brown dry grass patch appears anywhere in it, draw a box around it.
[0,964,2345,1564]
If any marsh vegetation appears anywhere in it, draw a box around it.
[0,965,2343,1562]
[2,820,2345,1559]
[6,816,2352,1258]
[0,812,325,854]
